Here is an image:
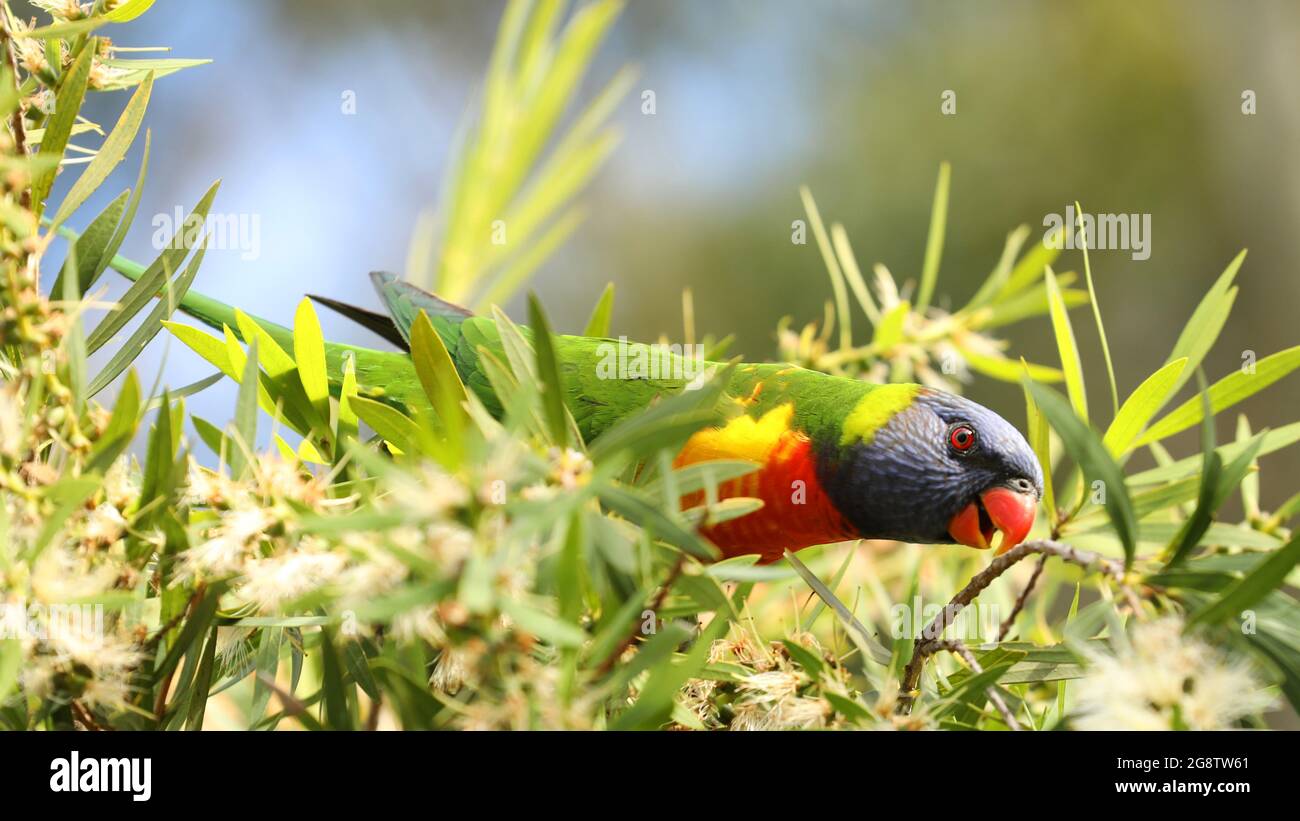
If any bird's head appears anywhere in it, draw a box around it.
[822,387,1043,553]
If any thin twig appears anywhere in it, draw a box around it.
[997,553,1048,641]
[597,555,685,675]
[365,692,382,731]
[897,539,1126,714]
[70,699,107,731]
[0,12,29,209]
[927,639,1020,731]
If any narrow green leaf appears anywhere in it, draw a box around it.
[163,321,231,377]
[1135,346,1300,447]
[497,596,587,648]
[1164,250,1246,397]
[1044,265,1088,422]
[52,73,154,229]
[349,395,421,456]
[612,615,729,730]
[318,627,352,729]
[995,227,1064,302]
[233,309,296,378]
[872,301,909,350]
[1074,201,1119,417]
[1102,358,1188,457]
[491,305,539,384]
[51,189,127,298]
[1164,372,1221,568]
[1022,365,1056,524]
[184,627,219,730]
[583,282,615,337]
[965,224,1030,311]
[597,484,718,561]
[831,223,880,325]
[191,416,227,462]
[527,293,569,446]
[915,161,950,313]
[980,279,1088,330]
[933,661,1017,721]
[1190,531,1300,626]
[1027,380,1136,567]
[801,185,852,350]
[230,339,259,477]
[248,626,283,729]
[32,41,94,214]
[410,310,467,437]
[293,297,330,424]
[88,241,207,397]
[86,369,141,473]
[337,354,359,443]
[1237,416,1261,520]
[785,551,892,665]
[59,250,86,412]
[86,179,220,353]
[54,130,152,296]
[962,349,1062,383]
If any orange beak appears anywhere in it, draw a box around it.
[946,486,1038,554]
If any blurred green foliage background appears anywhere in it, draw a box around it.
[57,0,1300,506]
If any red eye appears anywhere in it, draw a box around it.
[949,425,976,451]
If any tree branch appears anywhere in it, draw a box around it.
[997,553,1048,641]
[926,639,1020,730]
[896,539,1127,714]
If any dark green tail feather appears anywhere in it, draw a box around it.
[307,293,408,349]
[367,271,472,352]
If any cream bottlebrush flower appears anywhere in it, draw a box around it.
[236,543,347,613]
[728,670,830,730]
[390,604,447,645]
[183,459,249,509]
[79,671,135,711]
[519,482,557,502]
[30,547,118,603]
[474,442,526,505]
[1073,617,1274,730]
[547,447,593,490]
[11,29,48,74]
[87,61,129,90]
[36,627,142,711]
[335,535,409,603]
[387,462,469,519]
[251,451,327,508]
[215,626,255,672]
[103,456,141,511]
[31,0,89,21]
[176,533,251,582]
[426,522,474,566]
[430,645,474,694]
[49,622,140,673]
[82,503,127,546]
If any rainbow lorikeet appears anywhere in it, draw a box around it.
[120,266,1043,564]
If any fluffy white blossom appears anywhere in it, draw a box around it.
[1074,617,1274,730]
